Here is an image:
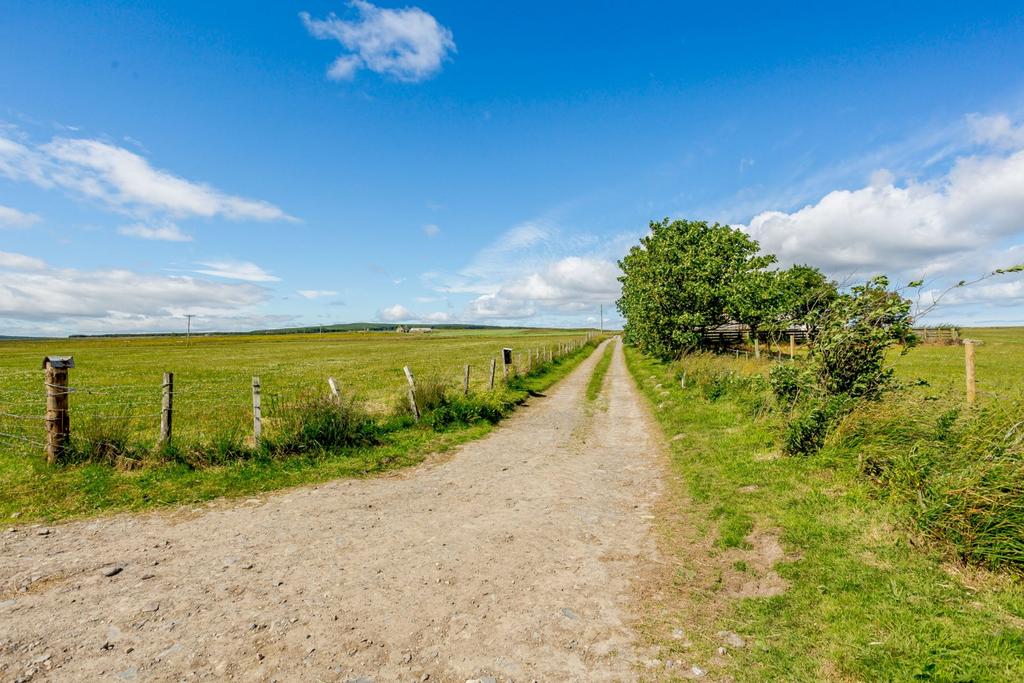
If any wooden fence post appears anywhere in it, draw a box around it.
[502,348,512,379]
[789,334,795,360]
[160,372,173,446]
[964,340,976,407]
[463,364,470,396]
[404,366,420,421]
[754,336,761,360]
[489,358,497,390]
[327,377,340,401]
[43,356,72,464]
[252,376,262,443]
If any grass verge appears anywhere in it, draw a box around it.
[625,346,1024,682]
[586,337,616,401]
[0,341,600,523]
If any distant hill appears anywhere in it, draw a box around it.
[65,322,586,339]
[247,322,507,334]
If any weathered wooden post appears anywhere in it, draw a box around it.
[489,358,497,390]
[463,364,470,396]
[252,376,262,443]
[327,377,340,401]
[964,340,976,407]
[160,372,173,446]
[754,336,761,360]
[502,348,512,379]
[403,366,420,421]
[43,356,73,464]
[789,334,795,360]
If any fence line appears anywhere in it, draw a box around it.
[0,334,602,461]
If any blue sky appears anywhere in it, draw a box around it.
[2,1,1024,335]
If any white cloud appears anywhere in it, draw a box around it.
[297,289,338,299]
[0,251,46,271]
[301,1,455,83]
[465,256,620,320]
[740,130,1024,278]
[0,204,40,228]
[0,133,293,222]
[194,260,281,283]
[0,251,272,332]
[118,222,193,242]
[423,311,451,322]
[377,303,412,321]
[422,220,626,324]
[423,223,440,237]
[967,113,1024,149]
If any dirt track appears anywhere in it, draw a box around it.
[0,338,666,682]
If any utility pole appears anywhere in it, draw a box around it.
[185,314,195,346]
[600,304,604,333]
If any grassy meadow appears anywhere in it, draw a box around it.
[628,328,1024,681]
[0,328,597,521]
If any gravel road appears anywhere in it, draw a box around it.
[0,338,665,682]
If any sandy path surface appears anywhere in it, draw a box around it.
[0,339,665,682]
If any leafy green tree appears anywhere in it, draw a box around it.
[725,265,836,347]
[617,218,774,358]
[726,268,784,342]
[807,275,916,399]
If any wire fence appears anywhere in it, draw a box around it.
[0,335,601,459]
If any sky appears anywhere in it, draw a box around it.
[2,1,1024,335]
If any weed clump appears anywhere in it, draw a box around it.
[391,371,523,431]
[268,392,379,454]
[70,410,144,468]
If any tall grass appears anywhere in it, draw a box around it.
[839,395,1024,572]
[670,351,1024,573]
[267,392,380,454]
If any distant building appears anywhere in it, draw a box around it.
[408,327,433,333]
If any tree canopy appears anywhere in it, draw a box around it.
[616,218,836,358]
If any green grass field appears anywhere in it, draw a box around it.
[892,327,1024,402]
[627,328,1024,681]
[0,328,597,521]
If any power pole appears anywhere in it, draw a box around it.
[185,314,195,346]
[600,304,604,333]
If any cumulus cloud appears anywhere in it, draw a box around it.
[118,222,193,242]
[0,204,40,228]
[194,260,281,283]
[0,251,274,333]
[739,128,1024,279]
[423,223,440,237]
[422,221,626,324]
[297,289,338,299]
[301,1,455,82]
[377,303,412,321]
[0,133,292,222]
[464,256,620,320]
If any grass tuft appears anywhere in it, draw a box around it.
[585,339,615,401]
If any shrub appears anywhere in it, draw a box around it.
[782,394,854,456]
[269,392,378,454]
[769,363,810,404]
[806,275,915,400]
